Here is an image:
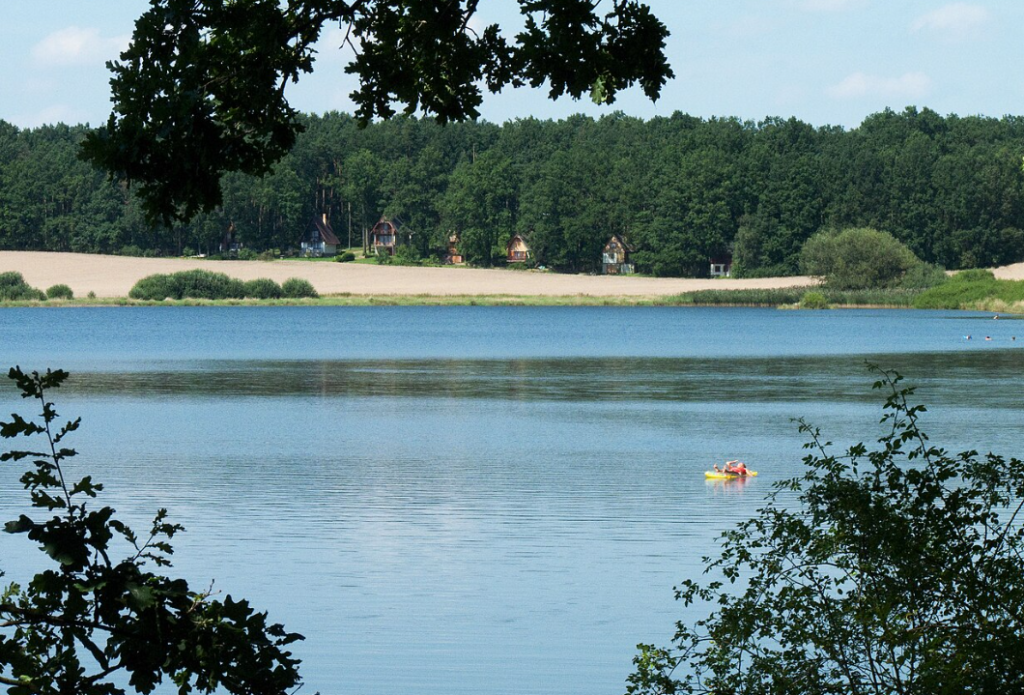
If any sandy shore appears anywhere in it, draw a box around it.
[0,251,818,299]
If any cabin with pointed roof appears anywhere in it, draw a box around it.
[301,215,340,257]
[370,217,401,256]
[506,233,531,263]
[601,234,634,275]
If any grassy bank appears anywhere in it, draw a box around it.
[0,288,927,308]
[914,270,1024,311]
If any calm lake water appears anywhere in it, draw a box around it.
[1,307,1022,694]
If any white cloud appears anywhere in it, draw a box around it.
[797,0,867,11]
[911,3,990,39]
[30,27,129,68]
[826,72,932,100]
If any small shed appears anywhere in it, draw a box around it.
[601,234,634,275]
[301,215,340,257]
[506,233,531,263]
[370,217,401,256]
[445,233,464,265]
[710,254,733,278]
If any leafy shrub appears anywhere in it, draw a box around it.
[258,249,280,261]
[129,270,246,300]
[182,247,196,257]
[243,278,283,299]
[799,290,829,309]
[46,283,74,300]
[87,291,97,299]
[630,369,1024,695]
[335,251,356,262]
[800,227,921,289]
[119,245,144,257]
[0,272,46,301]
[374,251,392,265]
[281,278,318,298]
[129,274,176,300]
[913,269,1024,310]
[237,248,258,261]
[0,367,306,693]
[899,261,949,289]
[392,245,421,266]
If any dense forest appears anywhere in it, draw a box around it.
[1,107,1023,277]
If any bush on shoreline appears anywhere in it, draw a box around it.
[0,271,46,301]
[129,270,318,301]
[914,269,1024,310]
[46,283,74,300]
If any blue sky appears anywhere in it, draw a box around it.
[2,1,1021,130]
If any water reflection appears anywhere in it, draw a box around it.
[37,349,1024,411]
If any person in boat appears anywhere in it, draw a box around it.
[724,460,749,476]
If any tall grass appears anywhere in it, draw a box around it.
[665,287,921,307]
[914,270,1024,310]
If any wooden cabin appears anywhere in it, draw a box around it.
[370,217,401,256]
[506,233,531,263]
[445,233,464,265]
[710,254,733,278]
[601,234,634,275]
[301,215,340,257]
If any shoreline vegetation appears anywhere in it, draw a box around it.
[2,252,1024,312]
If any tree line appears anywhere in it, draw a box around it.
[2,106,1023,277]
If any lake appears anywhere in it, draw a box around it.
[1,307,1021,694]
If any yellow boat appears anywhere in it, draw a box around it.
[705,470,758,479]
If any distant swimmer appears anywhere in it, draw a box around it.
[985,336,992,341]
[965,335,972,340]
[994,314,1000,320]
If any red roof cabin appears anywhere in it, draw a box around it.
[301,215,340,257]
[506,233,531,263]
[710,254,733,278]
[370,217,401,256]
[601,234,634,275]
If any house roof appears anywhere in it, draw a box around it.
[605,233,634,252]
[307,216,340,246]
[371,216,402,235]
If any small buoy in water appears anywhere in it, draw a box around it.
[994,314,1000,320]
[985,336,992,341]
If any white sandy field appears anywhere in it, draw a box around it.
[0,251,821,299]
[4,251,1024,300]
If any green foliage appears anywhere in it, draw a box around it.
[913,269,1024,309]
[0,272,45,301]
[44,284,74,300]
[336,252,356,263]
[798,290,829,309]
[800,227,923,289]
[128,270,246,301]
[629,368,1024,695]
[242,278,284,300]
[0,367,305,694]
[79,1,672,224]
[280,278,318,299]
[6,107,1024,277]
[237,248,259,261]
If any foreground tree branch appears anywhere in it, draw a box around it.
[80,0,673,225]
[0,367,305,695]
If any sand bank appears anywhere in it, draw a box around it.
[0,251,817,299]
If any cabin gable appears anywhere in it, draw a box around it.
[301,215,340,257]
[601,234,634,275]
